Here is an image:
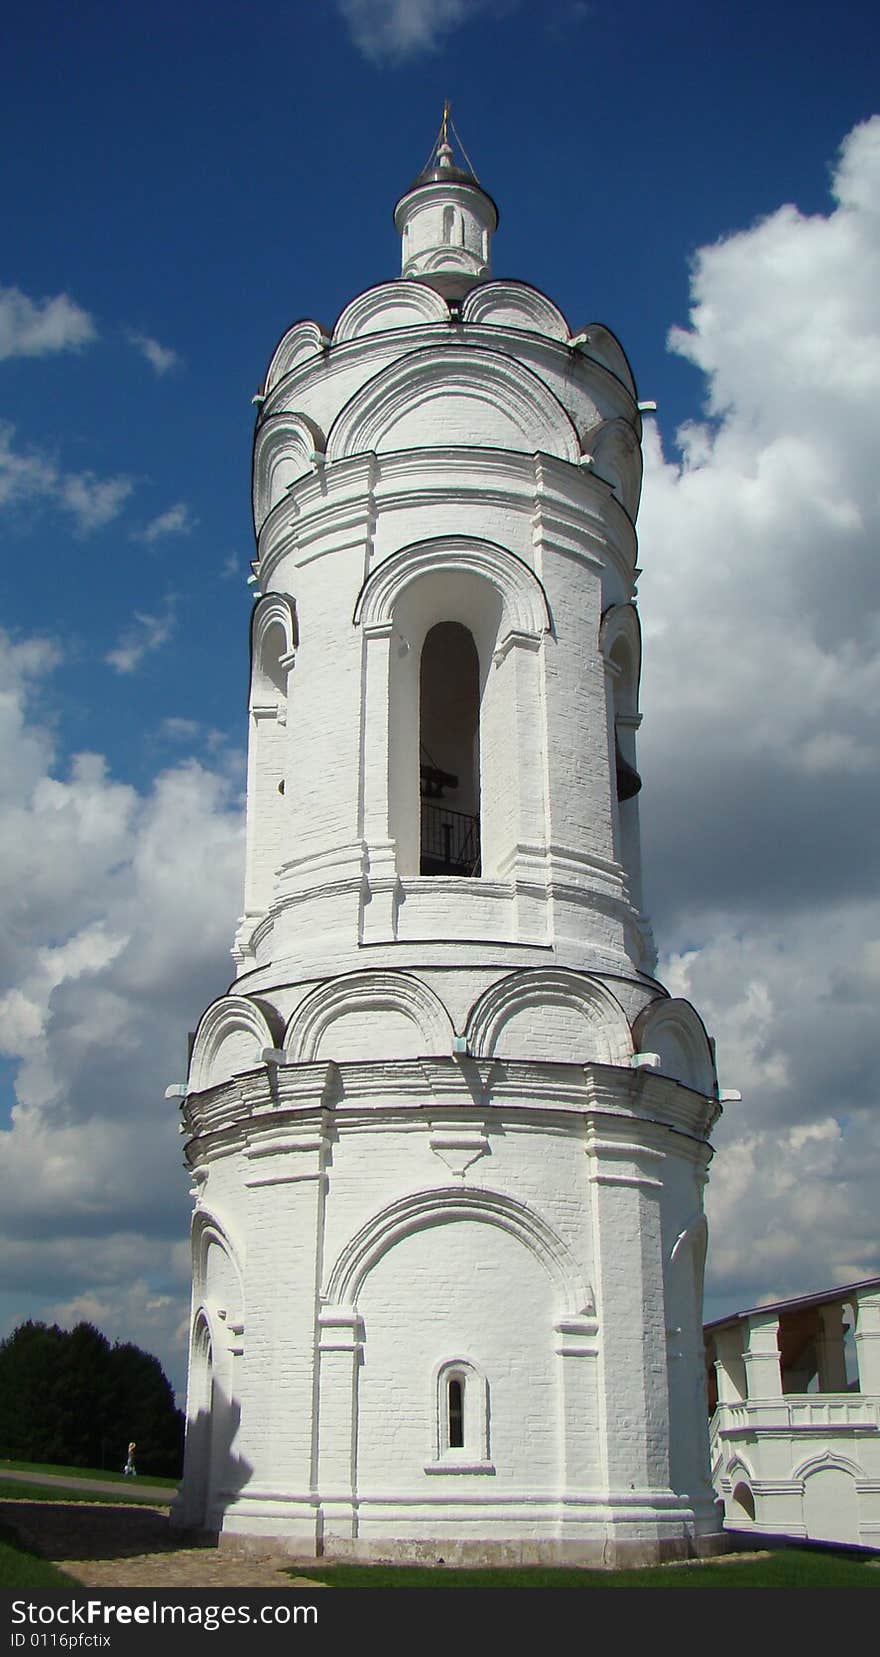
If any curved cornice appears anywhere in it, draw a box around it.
[353,533,551,639]
[333,280,450,343]
[326,343,581,465]
[323,1184,593,1313]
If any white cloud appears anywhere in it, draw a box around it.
[0,285,96,360]
[58,472,134,534]
[0,422,132,533]
[105,599,177,674]
[127,331,179,376]
[637,117,880,1313]
[133,502,197,544]
[0,631,243,1392]
[336,0,484,61]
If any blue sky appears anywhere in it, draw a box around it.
[1,0,878,1397]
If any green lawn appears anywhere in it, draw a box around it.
[0,1520,78,1589]
[291,1550,880,1588]
[0,1457,178,1487]
[0,1479,171,1507]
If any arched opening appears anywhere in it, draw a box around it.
[608,631,643,914]
[730,1481,755,1523]
[442,205,455,244]
[419,621,481,876]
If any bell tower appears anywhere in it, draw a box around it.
[173,113,726,1566]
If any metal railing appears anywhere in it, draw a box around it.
[420,802,481,877]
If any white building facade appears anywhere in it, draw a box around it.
[708,1279,880,1549]
[172,127,727,1565]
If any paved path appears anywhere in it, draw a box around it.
[0,1498,326,1590]
[0,1469,174,1502]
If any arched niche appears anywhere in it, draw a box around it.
[326,345,580,463]
[588,417,643,520]
[632,999,717,1095]
[244,595,296,916]
[284,970,455,1063]
[252,411,326,534]
[188,995,276,1093]
[461,280,570,341]
[333,281,449,342]
[192,1210,245,1310]
[466,969,633,1066]
[354,537,550,881]
[263,320,329,395]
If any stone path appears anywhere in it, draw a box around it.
[0,1499,325,1590]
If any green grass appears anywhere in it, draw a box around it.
[0,1521,78,1589]
[290,1550,880,1588]
[0,1479,171,1507]
[0,1457,178,1487]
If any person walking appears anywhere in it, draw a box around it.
[123,1441,137,1477]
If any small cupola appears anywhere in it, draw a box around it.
[393,105,498,284]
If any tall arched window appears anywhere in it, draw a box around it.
[427,1358,492,1472]
[419,621,481,876]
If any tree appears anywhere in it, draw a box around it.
[0,1321,183,1476]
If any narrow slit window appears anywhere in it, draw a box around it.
[448,1376,464,1448]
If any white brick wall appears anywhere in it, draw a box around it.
[175,161,724,1565]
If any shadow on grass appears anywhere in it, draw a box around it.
[0,1520,79,1590]
[0,1500,215,1564]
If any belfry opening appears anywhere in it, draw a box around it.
[419,620,481,877]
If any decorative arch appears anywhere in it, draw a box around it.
[726,1451,757,1487]
[188,996,277,1093]
[252,411,326,533]
[600,602,642,692]
[191,1208,246,1306]
[284,970,455,1063]
[461,281,570,341]
[326,345,580,465]
[466,969,633,1066]
[571,322,637,397]
[323,1184,594,1315]
[333,281,449,342]
[249,593,296,704]
[263,320,329,395]
[633,999,717,1094]
[353,534,550,642]
[793,1447,866,1482]
[588,418,643,519]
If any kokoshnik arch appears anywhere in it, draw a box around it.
[171,114,730,1566]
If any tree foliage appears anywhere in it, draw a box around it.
[0,1321,184,1477]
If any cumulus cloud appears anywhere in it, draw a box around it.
[0,423,132,533]
[0,631,243,1389]
[133,502,198,544]
[0,285,96,360]
[336,0,486,61]
[127,331,179,376]
[637,116,880,1314]
[105,599,177,674]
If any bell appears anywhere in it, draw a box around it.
[615,735,642,802]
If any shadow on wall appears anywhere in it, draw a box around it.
[172,1391,252,1533]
